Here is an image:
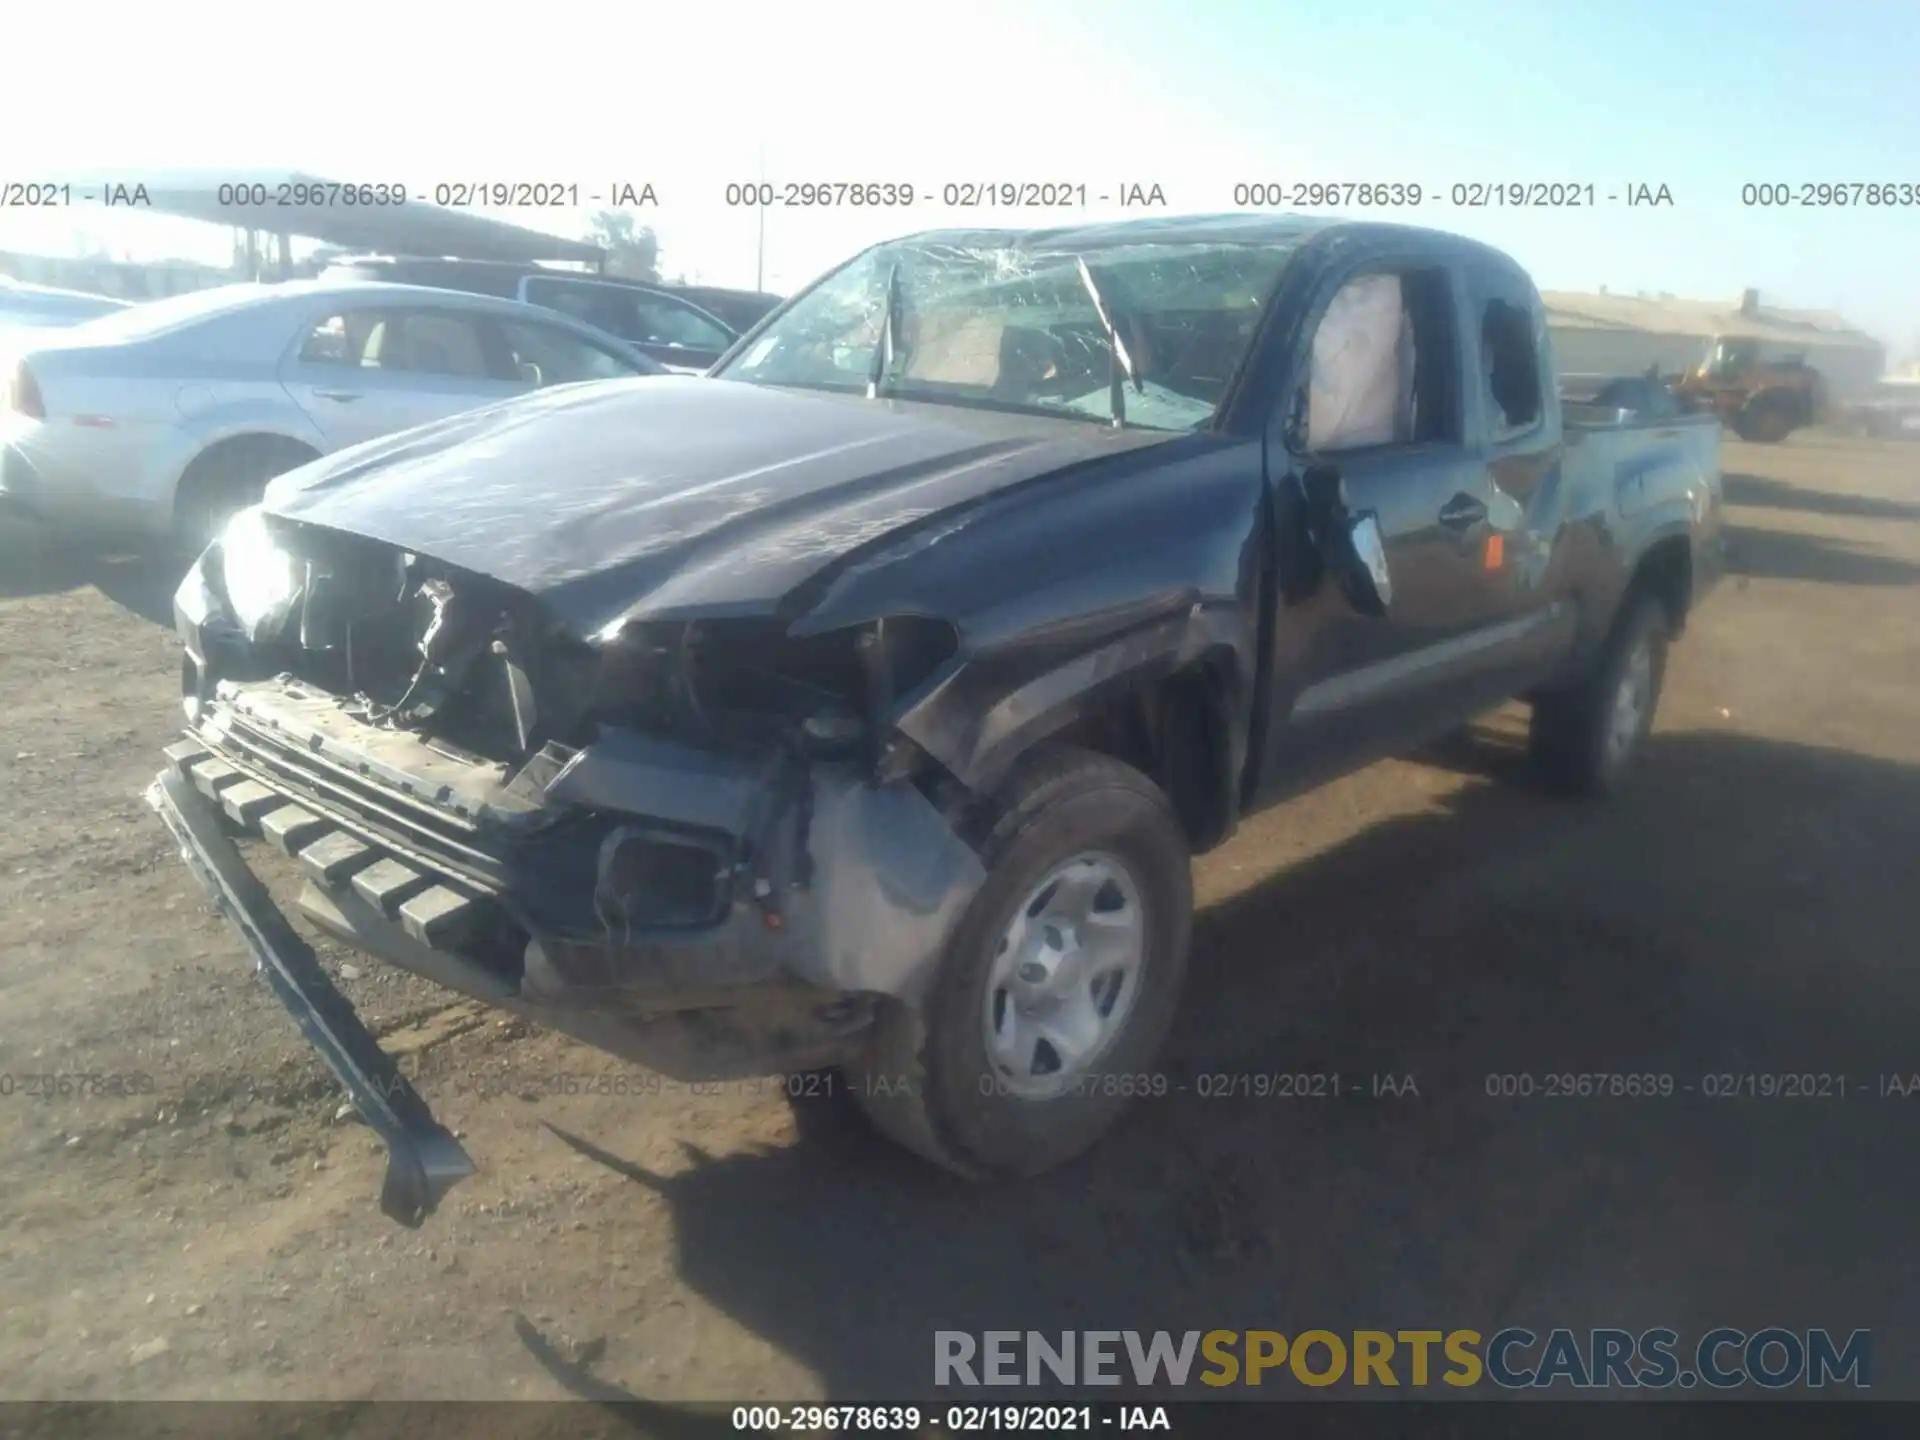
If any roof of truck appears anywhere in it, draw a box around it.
[873,213,1545,284]
[886,213,1333,248]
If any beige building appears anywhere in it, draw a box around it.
[1544,287,1886,400]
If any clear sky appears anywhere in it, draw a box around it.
[4,0,1917,357]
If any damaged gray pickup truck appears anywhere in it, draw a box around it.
[146,214,1725,1223]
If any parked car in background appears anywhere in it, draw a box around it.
[1,279,663,549]
[317,257,761,373]
[657,284,784,335]
[145,214,1726,1218]
[1843,378,1920,439]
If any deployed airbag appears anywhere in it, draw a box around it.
[1308,274,1414,450]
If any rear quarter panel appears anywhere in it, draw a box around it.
[1557,412,1721,658]
[22,305,326,531]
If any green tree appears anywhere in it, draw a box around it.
[586,210,661,282]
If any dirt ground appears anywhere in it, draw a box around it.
[0,433,1917,1404]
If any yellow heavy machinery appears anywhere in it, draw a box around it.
[1671,335,1828,443]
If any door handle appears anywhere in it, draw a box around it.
[312,389,362,403]
[1438,494,1487,529]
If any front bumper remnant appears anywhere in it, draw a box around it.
[144,765,474,1225]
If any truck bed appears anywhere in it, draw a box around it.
[1563,406,1720,497]
[1562,403,1719,432]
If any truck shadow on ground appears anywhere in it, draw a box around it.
[1723,523,1920,588]
[537,730,1920,1400]
[1723,471,1920,524]
[0,525,183,626]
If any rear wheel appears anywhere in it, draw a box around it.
[1528,596,1670,797]
[850,745,1192,1178]
[173,437,318,554]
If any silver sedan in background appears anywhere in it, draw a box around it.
[0,280,664,549]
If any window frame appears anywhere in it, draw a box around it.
[492,315,646,386]
[520,275,735,352]
[1286,258,1469,462]
[624,294,735,352]
[290,304,501,380]
[1464,259,1550,446]
[384,307,498,380]
[294,310,362,367]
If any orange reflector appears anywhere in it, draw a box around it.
[1484,534,1505,569]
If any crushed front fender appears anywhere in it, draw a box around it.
[144,763,474,1226]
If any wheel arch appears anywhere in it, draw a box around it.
[171,430,323,531]
[1625,528,1695,637]
[899,626,1251,857]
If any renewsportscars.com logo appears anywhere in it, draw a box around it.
[934,1328,1871,1390]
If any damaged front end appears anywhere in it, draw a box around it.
[149,508,986,1221]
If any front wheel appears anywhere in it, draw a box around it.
[1528,596,1670,797]
[1736,404,1794,444]
[850,745,1192,1178]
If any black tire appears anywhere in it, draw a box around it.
[1736,402,1794,444]
[172,437,318,554]
[850,745,1192,1178]
[1528,596,1670,798]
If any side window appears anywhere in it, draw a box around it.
[1466,262,1548,440]
[496,320,638,386]
[388,311,493,379]
[1303,267,1459,453]
[524,281,605,329]
[299,314,352,364]
[1480,297,1542,435]
[522,279,636,342]
[525,278,734,352]
[628,297,733,351]
[299,311,388,366]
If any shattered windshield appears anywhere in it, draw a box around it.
[715,237,1303,430]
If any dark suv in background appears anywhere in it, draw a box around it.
[316,257,781,372]
[649,284,783,334]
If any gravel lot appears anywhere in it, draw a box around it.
[1,433,1916,1403]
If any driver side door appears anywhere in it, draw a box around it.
[1255,257,1509,801]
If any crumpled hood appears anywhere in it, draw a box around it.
[263,376,1171,633]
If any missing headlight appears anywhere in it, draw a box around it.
[590,615,958,758]
[217,506,302,640]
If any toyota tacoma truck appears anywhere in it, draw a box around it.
[145,214,1725,1223]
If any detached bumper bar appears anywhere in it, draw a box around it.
[144,766,474,1226]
